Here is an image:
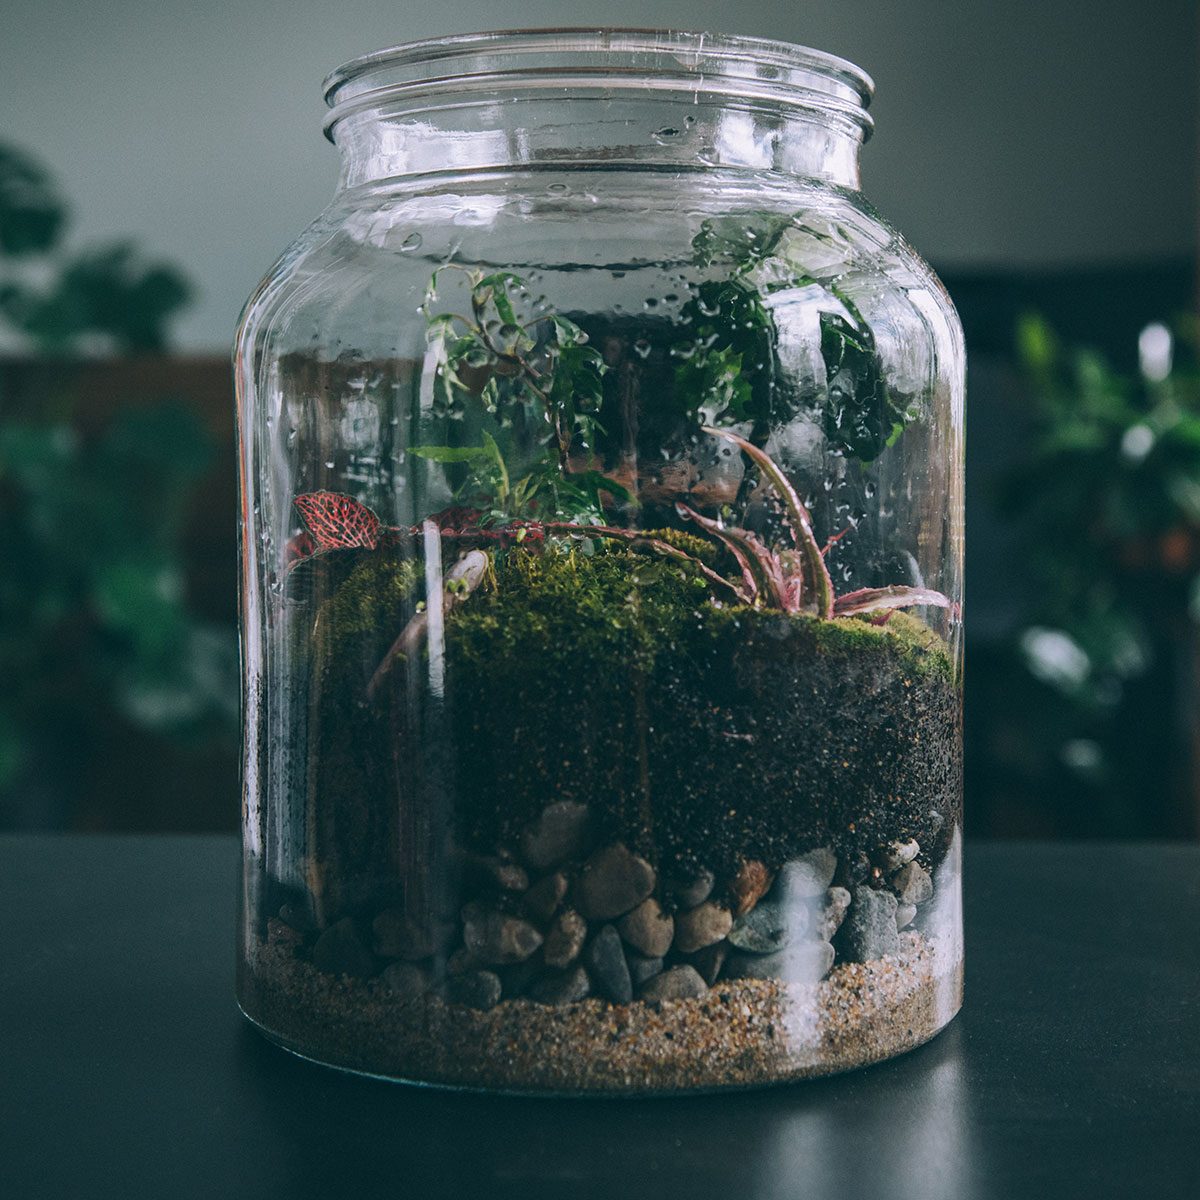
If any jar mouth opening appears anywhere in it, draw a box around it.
[323,27,874,143]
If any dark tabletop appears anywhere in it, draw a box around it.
[1,837,1197,1200]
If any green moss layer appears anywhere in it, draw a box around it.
[441,544,960,880]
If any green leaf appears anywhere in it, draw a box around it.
[819,310,905,462]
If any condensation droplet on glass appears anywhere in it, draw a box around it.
[633,339,652,359]
[399,232,422,252]
[547,182,569,195]
[643,297,659,310]
[652,127,681,142]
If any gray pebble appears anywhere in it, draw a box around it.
[278,899,318,935]
[890,862,933,906]
[815,886,852,941]
[673,901,733,953]
[626,951,664,989]
[774,848,838,899]
[543,909,587,969]
[311,918,374,978]
[838,886,899,961]
[877,839,920,872]
[380,961,430,999]
[726,941,835,982]
[446,946,482,976]
[728,900,803,954]
[445,969,502,1011]
[462,904,544,965]
[639,965,708,1002]
[895,903,917,929]
[520,800,591,870]
[523,870,568,924]
[576,843,656,920]
[585,924,633,1004]
[617,897,674,958]
[688,940,730,986]
[499,955,543,998]
[529,965,591,1006]
[668,868,715,909]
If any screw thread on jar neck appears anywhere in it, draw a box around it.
[324,28,871,191]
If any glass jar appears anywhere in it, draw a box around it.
[235,28,964,1093]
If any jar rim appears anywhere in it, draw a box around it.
[323,27,874,142]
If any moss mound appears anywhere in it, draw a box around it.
[442,543,959,878]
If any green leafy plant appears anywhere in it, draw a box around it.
[680,215,912,459]
[414,266,628,522]
[0,144,231,815]
[0,143,189,353]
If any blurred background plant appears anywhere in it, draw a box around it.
[967,313,1200,838]
[0,144,238,829]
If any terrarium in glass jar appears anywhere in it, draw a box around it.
[235,29,964,1093]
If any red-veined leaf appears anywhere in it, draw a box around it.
[293,491,381,551]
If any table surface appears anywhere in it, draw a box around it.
[1,836,1197,1200]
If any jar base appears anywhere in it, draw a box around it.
[238,931,962,1096]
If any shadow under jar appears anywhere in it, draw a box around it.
[234,28,965,1094]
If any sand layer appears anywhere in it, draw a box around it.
[239,928,962,1094]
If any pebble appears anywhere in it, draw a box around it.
[585,924,633,1004]
[575,843,656,920]
[499,956,543,998]
[667,868,715,909]
[877,839,920,872]
[726,941,835,982]
[462,904,544,965]
[626,952,664,989]
[895,903,917,930]
[523,871,568,924]
[688,940,729,986]
[311,918,375,978]
[445,969,502,1011]
[815,886,852,941]
[278,899,318,934]
[543,909,587,969]
[617,898,674,958]
[639,965,709,1002]
[520,800,591,870]
[890,862,933,906]
[729,859,773,917]
[838,886,900,961]
[446,946,482,976]
[380,961,430,999]
[371,908,440,960]
[774,848,838,899]
[529,965,591,1006]
[728,900,800,953]
[673,901,733,953]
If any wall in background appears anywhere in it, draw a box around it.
[2,0,1196,349]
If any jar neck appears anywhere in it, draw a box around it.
[332,95,864,191]
[324,30,872,193]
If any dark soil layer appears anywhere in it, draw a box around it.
[298,540,960,915]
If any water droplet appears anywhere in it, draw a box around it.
[652,126,681,142]
[399,232,422,252]
[643,298,659,310]
[546,182,570,195]
[633,339,652,359]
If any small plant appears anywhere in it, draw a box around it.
[412,266,628,523]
